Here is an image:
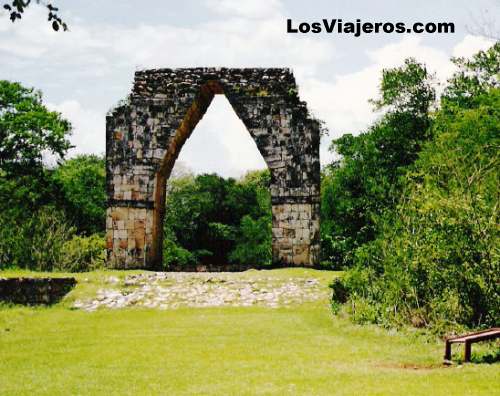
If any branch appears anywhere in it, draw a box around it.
[2,0,67,31]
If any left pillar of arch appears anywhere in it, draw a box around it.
[105,103,167,269]
[105,167,162,269]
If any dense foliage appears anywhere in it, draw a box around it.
[163,170,271,269]
[52,155,106,235]
[321,59,435,267]
[331,43,500,332]
[0,80,105,271]
[0,80,71,171]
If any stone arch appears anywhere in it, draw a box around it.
[106,68,320,269]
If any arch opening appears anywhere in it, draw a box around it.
[151,85,270,270]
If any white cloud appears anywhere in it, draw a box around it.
[47,100,105,157]
[452,34,495,58]
[0,2,336,174]
[204,0,283,19]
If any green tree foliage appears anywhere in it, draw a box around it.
[0,80,72,269]
[0,80,71,219]
[0,80,106,271]
[163,170,271,268]
[337,44,500,332]
[321,59,435,267]
[442,42,499,110]
[0,206,74,270]
[229,170,272,266]
[0,80,71,171]
[52,154,106,235]
[58,234,106,272]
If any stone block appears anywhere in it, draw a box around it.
[119,238,128,249]
[111,207,128,221]
[293,246,310,265]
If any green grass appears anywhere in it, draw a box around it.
[0,268,498,395]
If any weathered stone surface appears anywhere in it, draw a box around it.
[73,272,327,311]
[106,68,320,269]
[0,277,76,305]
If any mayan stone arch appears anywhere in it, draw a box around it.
[106,68,320,269]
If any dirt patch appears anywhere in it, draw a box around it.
[375,362,450,371]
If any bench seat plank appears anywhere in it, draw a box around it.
[444,328,500,362]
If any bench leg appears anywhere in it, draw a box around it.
[464,341,471,362]
[444,341,452,361]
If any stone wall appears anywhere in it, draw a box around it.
[106,68,320,269]
[0,277,76,305]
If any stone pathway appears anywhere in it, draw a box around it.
[73,272,328,311]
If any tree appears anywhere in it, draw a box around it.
[0,80,71,218]
[229,170,271,266]
[442,42,500,110]
[321,59,435,267]
[337,44,500,332]
[163,171,271,269]
[342,89,500,331]
[0,80,71,173]
[0,80,73,268]
[2,0,67,31]
[52,155,106,235]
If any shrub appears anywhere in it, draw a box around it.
[58,234,106,272]
[0,206,106,272]
[0,206,75,271]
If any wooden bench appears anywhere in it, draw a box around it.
[444,327,500,362]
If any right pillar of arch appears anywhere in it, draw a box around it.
[271,201,320,267]
[227,89,321,268]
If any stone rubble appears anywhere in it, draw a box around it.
[73,272,327,312]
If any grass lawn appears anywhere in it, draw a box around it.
[0,268,498,395]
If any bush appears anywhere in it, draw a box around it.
[163,236,197,268]
[0,206,75,271]
[0,206,106,272]
[58,234,106,272]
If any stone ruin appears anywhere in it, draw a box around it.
[106,68,321,270]
[0,277,76,305]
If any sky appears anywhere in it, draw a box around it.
[0,0,497,177]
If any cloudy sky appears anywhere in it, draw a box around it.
[0,0,497,176]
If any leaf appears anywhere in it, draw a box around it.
[3,4,11,11]
[52,20,59,31]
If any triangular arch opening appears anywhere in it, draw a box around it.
[173,94,268,178]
